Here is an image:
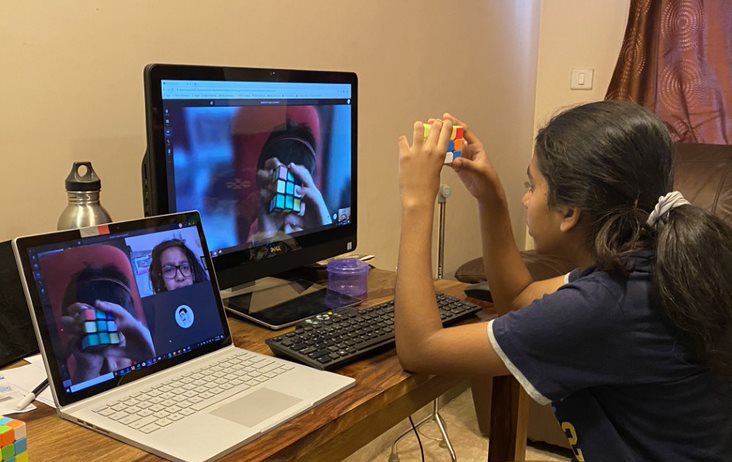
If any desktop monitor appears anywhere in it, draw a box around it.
[142,64,358,326]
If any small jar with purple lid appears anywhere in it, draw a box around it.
[326,259,369,299]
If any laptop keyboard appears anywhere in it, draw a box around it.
[91,351,294,434]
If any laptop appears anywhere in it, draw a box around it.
[13,211,355,462]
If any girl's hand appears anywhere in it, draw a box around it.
[61,303,104,381]
[94,300,155,363]
[443,113,503,204]
[398,119,453,209]
[254,157,284,237]
[287,163,332,227]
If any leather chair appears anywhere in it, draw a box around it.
[457,143,732,448]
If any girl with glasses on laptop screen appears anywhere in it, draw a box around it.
[394,101,732,461]
[150,239,208,293]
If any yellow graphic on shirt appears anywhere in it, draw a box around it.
[561,421,585,462]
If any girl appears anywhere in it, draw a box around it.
[150,239,209,293]
[395,101,732,461]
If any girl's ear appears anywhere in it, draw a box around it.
[559,206,582,233]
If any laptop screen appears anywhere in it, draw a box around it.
[15,212,231,406]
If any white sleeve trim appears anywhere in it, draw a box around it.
[487,319,551,405]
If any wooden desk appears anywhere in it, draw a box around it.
[6,268,526,461]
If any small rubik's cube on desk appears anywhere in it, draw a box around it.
[81,307,120,350]
[268,164,303,214]
[423,123,465,164]
[0,416,28,462]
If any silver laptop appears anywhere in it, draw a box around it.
[13,211,355,462]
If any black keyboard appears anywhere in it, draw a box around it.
[266,293,482,370]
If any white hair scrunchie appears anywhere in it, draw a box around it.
[646,191,690,227]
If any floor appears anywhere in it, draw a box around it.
[343,387,571,462]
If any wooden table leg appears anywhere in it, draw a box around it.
[470,375,493,436]
[487,376,529,462]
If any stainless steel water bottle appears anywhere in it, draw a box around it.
[57,161,112,230]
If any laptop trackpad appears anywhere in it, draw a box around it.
[209,388,303,427]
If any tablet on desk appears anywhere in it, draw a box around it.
[224,283,361,329]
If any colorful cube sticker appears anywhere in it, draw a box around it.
[422,123,464,141]
[80,309,120,350]
[421,123,465,164]
[2,442,15,459]
[268,165,303,214]
[0,417,27,462]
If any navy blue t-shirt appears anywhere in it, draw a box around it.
[489,251,732,461]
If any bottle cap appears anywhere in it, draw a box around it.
[65,161,101,192]
[326,259,369,274]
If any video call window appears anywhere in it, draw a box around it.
[34,227,221,392]
[165,103,353,254]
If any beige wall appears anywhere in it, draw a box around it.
[0,0,541,280]
[524,0,630,249]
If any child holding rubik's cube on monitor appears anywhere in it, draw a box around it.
[0,416,27,462]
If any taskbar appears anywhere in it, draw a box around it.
[66,334,226,393]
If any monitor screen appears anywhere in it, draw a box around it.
[143,65,358,290]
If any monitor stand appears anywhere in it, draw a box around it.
[220,273,361,330]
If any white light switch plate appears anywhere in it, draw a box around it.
[570,68,594,90]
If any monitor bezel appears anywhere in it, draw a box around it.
[13,211,233,408]
[143,63,358,289]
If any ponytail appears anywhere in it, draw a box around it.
[655,205,732,378]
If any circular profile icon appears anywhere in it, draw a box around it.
[175,305,194,329]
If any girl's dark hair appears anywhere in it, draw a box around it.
[535,100,732,377]
[257,122,317,175]
[149,239,208,293]
[62,265,135,315]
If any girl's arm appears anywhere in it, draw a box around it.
[395,119,508,376]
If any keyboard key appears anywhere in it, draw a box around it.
[140,423,161,434]
[110,411,129,421]
[130,416,156,429]
[168,405,182,414]
[98,408,115,417]
[156,418,173,427]
[120,414,141,425]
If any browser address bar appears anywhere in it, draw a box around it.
[161,80,351,100]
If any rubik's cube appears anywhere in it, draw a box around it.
[423,123,465,164]
[80,307,120,350]
[268,165,303,214]
[0,416,27,462]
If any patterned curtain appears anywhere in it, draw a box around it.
[606,0,732,144]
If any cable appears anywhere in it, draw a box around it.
[409,415,425,462]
